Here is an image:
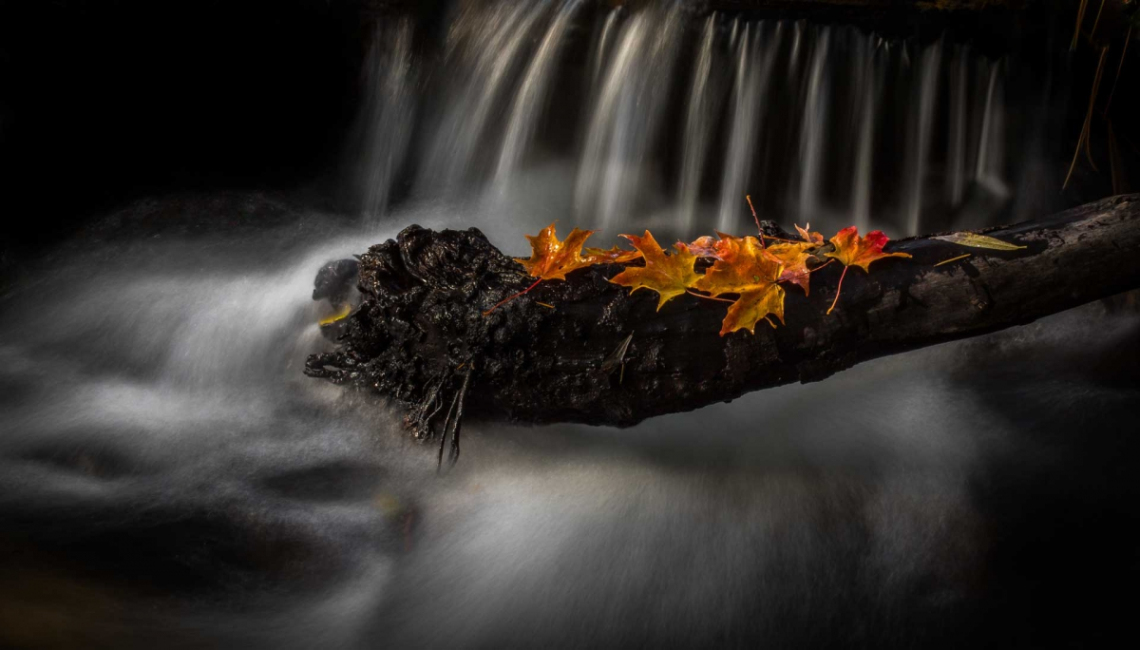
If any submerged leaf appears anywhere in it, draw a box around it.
[933,232,1028,251]
[609,231,701,310]
[515,223,599,281]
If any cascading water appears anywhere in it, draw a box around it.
[492,0,584,192]
[904,39,942,236]
[352,1,1043,240]
[573,3,685,230]
[349,19,417,224]
[676,14,721,233]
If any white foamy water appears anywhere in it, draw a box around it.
[2,190,1137,649]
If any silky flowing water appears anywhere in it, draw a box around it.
[1,1,1137,648]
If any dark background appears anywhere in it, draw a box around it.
[0,0,382,265]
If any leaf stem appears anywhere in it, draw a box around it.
[746,194,764,247]
[807,259,835,273]
[686,289,735,304]
[826,266,849,316]
[483,278,542,316]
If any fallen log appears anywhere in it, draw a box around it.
[306,194,1140,451]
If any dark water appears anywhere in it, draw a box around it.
[1,193,1137,649]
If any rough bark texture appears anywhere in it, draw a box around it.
[306,194,1140,431]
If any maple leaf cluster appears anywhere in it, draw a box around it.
[502,222,912,336]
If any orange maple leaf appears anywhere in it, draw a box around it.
[609,231,700,310]
[823,226,912,315]
[488,223,637,316]
[825,227,911,272]
[515,223,600,281]
[765,241,817,295]
[687,231,745,260]
[692,235,786,336]
[687,235,722,259]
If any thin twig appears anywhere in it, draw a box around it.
[1063,46,1110,190]
[934,253,973,267]
[483,278,542,315]
[1071,0,1089,52]
[1103,26,1132,117]
[437,385,461,472]
[1089,0,1106,39]
[746,195,764,247]
[448,368,472,467]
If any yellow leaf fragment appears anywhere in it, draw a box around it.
[318,304,352,326]
[609,231,701,310]
[583,245,643,265]
[687,235,721,258]
[765,241,816,295]
[794,223,825,246]
[933,232,1028,251]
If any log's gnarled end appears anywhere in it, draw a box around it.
[307,195,1140,432]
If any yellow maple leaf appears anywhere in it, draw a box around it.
[609,231,700,311]
[692,235,786,335]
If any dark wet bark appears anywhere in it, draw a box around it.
[306,194,1140,432]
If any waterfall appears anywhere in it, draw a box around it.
[493,0,584,192]
[351,19,416,225]
[419,2,549,191]
[574,4,684,229]
[904,40,943,236]
[947,45,970,209]
[716,24,777,233]
[677,14,721,234]
[347,1,1026,238]
[851,36,882,233]
[795,27,831,225]
[975,60,1008,197]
